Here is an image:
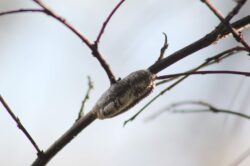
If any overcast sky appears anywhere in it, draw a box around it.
[0,0,250,166]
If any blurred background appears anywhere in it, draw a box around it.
[0,0,250,165]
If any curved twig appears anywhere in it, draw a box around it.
[173,101,250,120]
[148,15,250,74]
[156,32,168,62]
[0,8,44,16]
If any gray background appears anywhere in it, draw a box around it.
[0,0,250,165]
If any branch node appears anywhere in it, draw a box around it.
[202,0,250,52]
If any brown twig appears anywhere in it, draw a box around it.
[148,15,250,74]
[95,0,126,44]
[0,1,117,83]
[0,95,42,156]
[157,70,250,79]
[156,32,168,62]
[156,46,247,86]
[31,0,117,84]
[201,0,250,52]
[76,76,94,121]
[124,46,248,125]
[0,8,44,16]
[32,0,92,48]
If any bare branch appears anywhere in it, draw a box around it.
[124,46,248,125]
[146,101,250,121]
[148,15,250,74]
[201,0,250,52]
[32,111,96,166]
[76,76,94,121]
[0,95,42,156]
[32,69,156,165]
[0,9,44,16]
[91,45,117,84]
[156,46,247,86]
[95,0,126,44]
[31,0,117,84]
[32,0,92,48]
[157,70,250,79]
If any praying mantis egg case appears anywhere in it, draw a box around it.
[93,70,156,119]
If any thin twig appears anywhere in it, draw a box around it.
[156,32,168,62]
[201,0,250,52]
[95,0,126,44]
[157,70,250,79]
[76,76,94,121]
[124,46,248,125]
[31,0,117,84]
[148,15,250,74]
[172,101,250,120]
[146,101,250,121]
[0,1,117,83]
[32,0,92,48]
[0,95,42,156]
[156,46,247,86]
[0,9,44,16]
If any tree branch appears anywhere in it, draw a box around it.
[157,70,250,79]
[201,0,250,52]
[148,15,250,74]
[1,1,249,164]
[174,101,250,119]
[0,0,117,84]
[0,8,44,16]
[146,101,250,121]
[32,111,96,166]
[156,46,247,86]
[31,0,117,84]
[95,0,126,44]
[0,95,42,156]
[124,46,248,125]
